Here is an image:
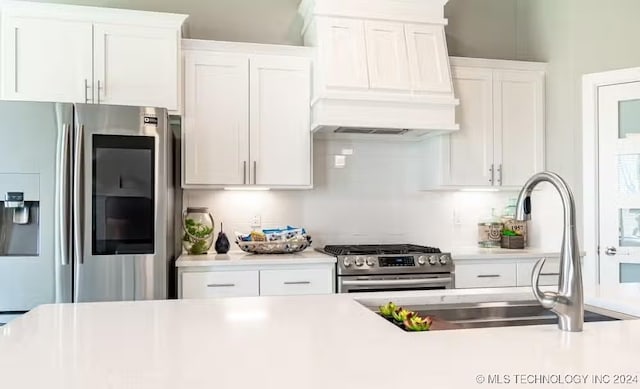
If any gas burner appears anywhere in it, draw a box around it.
[322,244,442,256]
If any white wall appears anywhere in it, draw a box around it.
[185,138,557,251]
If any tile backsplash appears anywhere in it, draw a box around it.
[184,138,562,251]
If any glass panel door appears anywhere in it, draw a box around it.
[92,134,155,255]
[598,82,640,285]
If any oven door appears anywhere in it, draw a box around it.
[338,274,453,293]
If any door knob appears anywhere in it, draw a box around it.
[605,246,617,256]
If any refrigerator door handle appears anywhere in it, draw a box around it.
[57,123,71,266]
[73,124,84,265]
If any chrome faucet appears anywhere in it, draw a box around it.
[515,171,583,332]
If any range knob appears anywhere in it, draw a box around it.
[428,255,438,265]
[439,255,449,265]
[417,255,427,265]
[343,257,352,267]
[366,256,376,267]
[355,256,365,267]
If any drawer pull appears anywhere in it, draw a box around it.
[283,281,311,285]
[207,283,236,288]
[477,274,501,278]
[540,273,559,276]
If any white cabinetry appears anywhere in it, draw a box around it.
[179,260,335,298]
[259,268,333,296]
[182,271,259,299]
[424,57,545,190]
[364,21,410,91]
[93,24,180,108]
[454,257,560,289]
[0,1,186,110]
[183,53,249,186]
[182,40,312,189]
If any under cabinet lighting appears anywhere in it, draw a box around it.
[223,187,271,191]
[459,188,500,192]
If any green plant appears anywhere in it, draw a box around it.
[502,228,520,237]
[183,218,213,255]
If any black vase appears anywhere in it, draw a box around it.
[215,223,230,254]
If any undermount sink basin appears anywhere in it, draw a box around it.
[371,300,629,331]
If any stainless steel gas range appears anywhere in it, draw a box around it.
[319,244,454,293]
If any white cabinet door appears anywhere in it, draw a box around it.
[249,56,311,187]
[93,23,179,110]
[183,53,249,186]
[494,70,545,187]
[259,268,334,296]
[182,271,259,299]
[317,17,369,90]
[455,263,517,288]
[446,67,494,186]
[1,16,93,103]
[363,21,410,91]
[405,23,452,93]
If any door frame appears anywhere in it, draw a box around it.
[582,67,640,287]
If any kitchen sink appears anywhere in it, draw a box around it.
[370,300,632,331]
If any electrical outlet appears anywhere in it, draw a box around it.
[250,215,261,229]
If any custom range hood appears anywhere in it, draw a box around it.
[298,0,459,139]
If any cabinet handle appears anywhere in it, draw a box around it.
[84,79,91,103]
[489,164,494,184]
[253,161,257,185]
[540,273,559,276]
[97,80,102,104]
[284,281,311,285]
[243,161,247,184]
[477,274,501,278]
[497,164,503,185]
[207,283,235,288]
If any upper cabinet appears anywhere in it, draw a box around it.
[0,1,187,111]
[423,57,546,190]
[182,40,313,189]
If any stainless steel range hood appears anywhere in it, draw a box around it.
[299,0,459,140]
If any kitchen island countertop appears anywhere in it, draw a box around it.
[1,287,639,389]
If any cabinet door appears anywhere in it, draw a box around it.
[249,56,311,187]
[405,23,453,93]
[455,263,517,288]
[181,271,259,299]
[494,70,545,187]
[259,268,334,296]
[363,21,410,91]
[93,23,179,110]
[317,17,369,90]
[183,52,249,186]
[445,67,494,186]
[1,16,93,103]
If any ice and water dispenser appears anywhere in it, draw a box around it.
[0,174,39,256]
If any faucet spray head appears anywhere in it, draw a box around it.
[515,195,532,221]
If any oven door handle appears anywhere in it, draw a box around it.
[341,277,453,287]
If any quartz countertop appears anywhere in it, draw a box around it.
[176,249,336,267]
[451,247,566,260]
[1,287,639,389]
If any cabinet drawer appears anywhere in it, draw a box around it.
[182,271,259,299]
[455,263,517,288]
[259,268,334,296]
[516,261,560,286]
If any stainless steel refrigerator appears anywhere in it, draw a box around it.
[0,101,179,321]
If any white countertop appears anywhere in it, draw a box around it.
[451,247,564,260]
[2,287,640,389]
[176,249,336,267]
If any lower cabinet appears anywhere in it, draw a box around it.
[259,268,333,296]
[179,264,335,298]
[182,271,259,299]
[454,258,560,288]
